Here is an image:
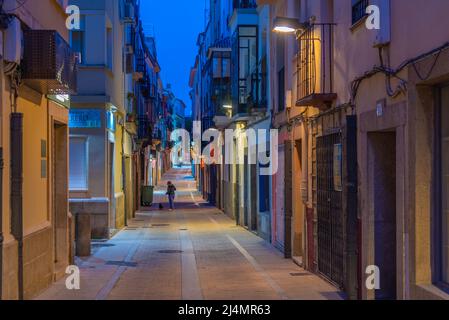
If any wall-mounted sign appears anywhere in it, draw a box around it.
[69,109,102,128]
[333,143,343,192]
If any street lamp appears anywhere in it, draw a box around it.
[272,17,307,35]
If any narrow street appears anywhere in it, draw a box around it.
[36,168,342,300]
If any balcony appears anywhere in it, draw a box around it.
[134,53,146,81]
[208,38,231,52]
[137,116,151,143]
[22,30,77,95]
[295,23,337,110]
[121,0,135,24]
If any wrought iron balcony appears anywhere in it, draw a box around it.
[137,116,151,142]
[295,23,337,110]
[121,0,135,24]
[209,37,231,51]
[22,30,77,95]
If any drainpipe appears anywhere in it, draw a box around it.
[121,124,127,227]
[0,147,4,300]
[10,113,23,300]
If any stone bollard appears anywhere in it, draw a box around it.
[75,212,91,257]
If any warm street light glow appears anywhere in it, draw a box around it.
[223,104,232,109]
[273,26,296,33]
[272,17,305,34]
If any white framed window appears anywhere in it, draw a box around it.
[69,136,89,191]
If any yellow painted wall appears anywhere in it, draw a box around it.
[1,0,70,299]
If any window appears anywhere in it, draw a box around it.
[437,85,449,286]
[69,137,88,191]
[352,0,369,25]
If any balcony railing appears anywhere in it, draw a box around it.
[352,0,369,25]
[22,30,77,95]
[296,23,337,110]
[233,0,257,9]
[137,116,151,142]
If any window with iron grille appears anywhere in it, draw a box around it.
[352,0,370,26]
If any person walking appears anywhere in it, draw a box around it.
[166,181,177,211]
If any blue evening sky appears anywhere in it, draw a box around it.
[140,0,206,117]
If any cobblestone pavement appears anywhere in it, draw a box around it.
[36,167,344,300]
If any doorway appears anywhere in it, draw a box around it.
[52,122,69,276]
[317,133,344,287]
[368,131,397,300]
[243,150,249,228]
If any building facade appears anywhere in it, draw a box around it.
[68,0,131,238]
[264,0,449,300]
[193,0,449,300]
